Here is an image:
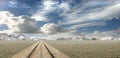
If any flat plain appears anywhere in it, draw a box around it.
[46,40,120,58]
[0,40,120,58]
[0,40,35,58]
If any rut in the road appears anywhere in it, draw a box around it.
[12,41,70,58]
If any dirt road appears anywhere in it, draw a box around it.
[12,41,70,58]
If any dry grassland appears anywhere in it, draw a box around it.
[0,40,35,58]
[47,40,120,58]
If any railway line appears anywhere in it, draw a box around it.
[12,41,70,58]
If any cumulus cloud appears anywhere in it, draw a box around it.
[17,16,37,33]
[0,11,78,34]
[0,11,76,34]
[1,0,120,36]
[0,11,37,33]
[40,23,68,34]
[0,11,14,18]
[31,15,48,22]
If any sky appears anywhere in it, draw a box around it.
[0,0,120,34]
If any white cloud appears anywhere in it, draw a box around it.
[39,23,82,39]
[0,11,76,34]
[69,21,107,29]
[58,0,120,29]
[17,16,37,33]
[86,29,120,40]
[1,0,120,36]
[0,11,19,32]
[40,23,68,34]
[0,11,37,33]
[43,0,59,5]
[59,2,70,11]
[9,1,18,6]
[34,0,61,15]
[31,15,48,21]
[32,0,71,22]
[60,3,120,25]
[9,0,30,8]
[0,11,14,18]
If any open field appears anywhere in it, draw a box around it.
[0,40,35,58]
[46,40,120,58]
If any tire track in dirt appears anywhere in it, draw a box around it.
[12,41,70,58]
[12,42,39,58]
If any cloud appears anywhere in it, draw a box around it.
[31,15,48,21]
[34,0,61,14]
[0,11,78,34]
[85,29,120,40]
[118,27,120,29]
[17,16,37,33]
[0,11,14,18]
[40,23,68,34]
[59,2,70,11]
[9,0,30,8]
[69,21,107,29]
[1,0,120,35]
[0,11,76,34]
[43,0,60,5]
[60,3,120,25]
[32,0,71,22]
[59,0,120,29]
[0,11,37,33]
[0,11,18,32]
